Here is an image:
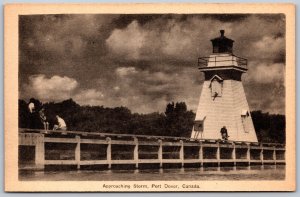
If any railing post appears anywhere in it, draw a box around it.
[179,140,184,167]
[106,137,112,169]
[216,142,220,166]
[199,142,203,167]
[35,134,45,170]
[283,145,286,161]
[260,144,264,165]
[215,56,217,67]
[273,146,276,165]
[75,135,81,169]
[246,143,251,166]
[232,142,236,166]
[158,139,163,168]
[133,137,139,169]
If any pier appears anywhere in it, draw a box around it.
[19,128,285,170]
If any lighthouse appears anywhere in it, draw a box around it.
[191,30,258,143]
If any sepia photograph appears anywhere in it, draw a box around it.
[4,3,295,192]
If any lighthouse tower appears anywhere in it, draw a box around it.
[191,30,258,142]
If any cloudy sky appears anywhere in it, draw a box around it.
[19,14,285,114]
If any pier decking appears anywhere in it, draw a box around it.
[19,128,285,170]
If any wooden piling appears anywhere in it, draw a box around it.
[35,134,45,169]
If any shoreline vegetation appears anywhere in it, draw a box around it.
[18,98,285,143]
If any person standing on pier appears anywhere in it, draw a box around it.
[28,98,35,113]
[28,98,37,129]
[39,108,49,131]
[53,115,67,131]
[220,126,229,141]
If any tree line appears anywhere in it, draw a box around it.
[19,98,285,143]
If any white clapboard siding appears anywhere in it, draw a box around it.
[191,55,258,142]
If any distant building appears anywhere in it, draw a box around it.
[191,30,258,142]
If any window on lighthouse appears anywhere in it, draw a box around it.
[210,78,223,99]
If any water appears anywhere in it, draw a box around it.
[19,165,285,181]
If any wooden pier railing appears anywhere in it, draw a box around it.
[18,128,285,170]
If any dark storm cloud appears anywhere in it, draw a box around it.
[19,14,119,85]
[112,14,211,28]
[112,14,163,28]
[19,14,285,114]
[244,80,285,115]
[202,14,251,22]
[257,14,285,23]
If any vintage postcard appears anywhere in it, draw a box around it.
[4,3,295,192]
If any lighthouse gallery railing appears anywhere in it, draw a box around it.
[198,54,247,69]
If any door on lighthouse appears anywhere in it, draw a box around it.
[241,110,251,133]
